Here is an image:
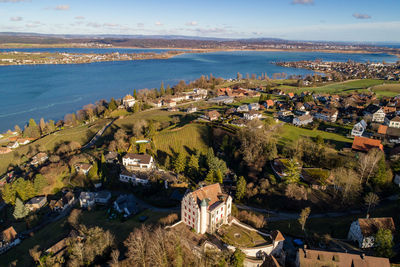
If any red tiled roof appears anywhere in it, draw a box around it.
[378,125,388,135]
[190,184,226,210]
[1,226,17,242]
[352,136,383,152]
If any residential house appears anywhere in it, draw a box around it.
[351,120,367,137]
[293,114,313,126]
[114,194,138,217]
[30,152,48,165]
[230,119,247,127]
[312,107,338,122]
[348,217,395,248]
[25,196,47,211]
[0,227,20,255]
[185,106,197,113]
[296,248,390,267]
[119,169,149,185]
[150,99,163,108]
[264,100,275,109]
[17,138,30,145]
[248,103,260,111]
[389,116,400,128]
[164,99,177,107]
[295,102,305,111]
[79,192,95,208]
[49,191,75,212]
[7,142,19,149]
[352,136,383,152]
[207,96,234,104]
[237,105,249,112]
[74,163,92,175]
[243,110,262,121]
[95,191,112,204]
[204,110,221,121]
[105,151,119,164]
[122,153,154,171]
[287,92,295,98]
[181,183,232,234]
[364,105,385,123]
[122,94,136,108]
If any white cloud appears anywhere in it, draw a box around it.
[10,16,22,21]
[53,5,69,11]
[155,21,163,26]
[185,21,198,26]
[75,16,85,20]
[353,13,371,19]
[292,0,314,5]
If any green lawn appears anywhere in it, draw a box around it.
[153,123,210,157]
[219,224,270,248]
[0,218,69,267]
[371,83,400,97]
[0,119,109,175]
[279,124,352,149]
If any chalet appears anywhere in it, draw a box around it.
[296,248,390,267]
[114,194,138,217]
[181,183,232,234]
[248,103,260,111]
[363,105,385,123]
[351,120,367,137]
[122,153,154,171]
[311,107,338,122]
[237,104,249,112]
[49,191,75,212]
[122,94,136,108]
[243,110,262,121]
[105,151,119,164]
[204,110,221,121]
[389,116,400,128]
[348,217,395,248]
[74,163,92,175]
[79,192,95,208]
[119,168,149,185]
[25,196,47,211]
[30,152,48,165]
[352,136,383,152]
[293,114,313,126]
[0,227,20,255]
[94,191,112,204]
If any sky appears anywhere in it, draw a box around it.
[0,0,400,42]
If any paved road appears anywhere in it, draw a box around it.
[82,118,116,150]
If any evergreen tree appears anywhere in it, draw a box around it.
[215,169,223,184]
[24,118,40,138]
[133,103,140,113]
[166,85,172,95]
[164,155,171,170]
[160,82,165,96]
[13,198,29,219]
[173,153,186,174]
[108,98,118,111]
[372,157,391,187]
[133,89,137,99]
[88,162,99,180]
[14,125,22,134]
[138,143,147,154]
[2,183,16,205]
[187,154,199,178]
[375,228,394,258]
[205,170,215,184]
[33,174,48,195]
[236,176,246,200]
[100,153,108,179]
[232,249,245,267]
[39,118,46,135]
[283,159,300,184]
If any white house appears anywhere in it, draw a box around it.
[248,103,260,111]
[364,105,385,123]
[79,192,95,209]
[7,142,19,149]
[119,169,149,185]
[389,116,400,128]
[351,120,367,137]
[348,217,395,248]
[243,111,262,121]
[237,105,249,112]
[0,227,21,255]
[181,183,232,234]
[293,114,313,126]
[122,153,154,171]
[122,94,136,108]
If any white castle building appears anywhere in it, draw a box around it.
[181,183,232,234]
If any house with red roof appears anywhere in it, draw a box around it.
[352,136,383,152]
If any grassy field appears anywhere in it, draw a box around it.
[153,123,210,157]
[279,124,352,149]
[0,218,69,267]
[371,83,400,97]
[220,224,270,248]
[0,119,109,175]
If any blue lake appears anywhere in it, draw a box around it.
[0,50,397,132]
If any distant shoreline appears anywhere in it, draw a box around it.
[1,43,399,59]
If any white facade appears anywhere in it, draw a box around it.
[389,117,400,128]
[122,154,154,170]
[123,95,136,108]
[181,184,232,234]
[243,112,262,121]
[351,120,367,137]
[348,220,374,248]
[79,192,95,208]
[372,109,386,123]
[119,172,149,185]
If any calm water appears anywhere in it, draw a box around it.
[0,48,183,54]
[0,50,397,132]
